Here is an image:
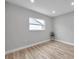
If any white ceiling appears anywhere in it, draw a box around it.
[6,0,74,17]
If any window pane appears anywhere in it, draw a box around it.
[36,19,45,25]
[29,18,40,25]
[29,25,43,30]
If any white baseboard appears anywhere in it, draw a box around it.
[6,39,50,54]
[55,39,74,46]
[5,39,74,54]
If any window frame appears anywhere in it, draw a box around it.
[29,17,45,31]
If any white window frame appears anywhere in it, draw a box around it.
[29,17,45,31]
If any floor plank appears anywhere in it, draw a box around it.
[5,40,74,59]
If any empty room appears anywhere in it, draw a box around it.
[5,0,74,59]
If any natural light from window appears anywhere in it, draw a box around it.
[29,17,45,30]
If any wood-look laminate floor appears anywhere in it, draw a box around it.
[5,40,74,59]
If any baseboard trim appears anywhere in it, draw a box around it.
[55,39,74,46]
[5,39,74,54]
[5,39,50,55]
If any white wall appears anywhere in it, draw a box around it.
[53,12,74,44]
[5,2,53,51]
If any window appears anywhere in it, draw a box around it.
[29,17,45,30]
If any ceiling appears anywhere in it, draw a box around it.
[6,0,74,17]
